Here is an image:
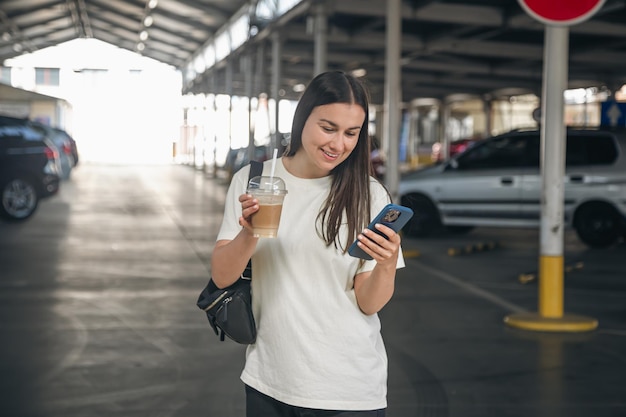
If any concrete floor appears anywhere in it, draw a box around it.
[1,162,625,417]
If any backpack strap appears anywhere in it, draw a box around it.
[243,160,263,279]
[249,159,263,180]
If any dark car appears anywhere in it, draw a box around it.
[31,122,75,179]
[57,128,79,166]
[0,115,61,221]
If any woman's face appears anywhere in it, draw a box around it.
[295,102,365,178]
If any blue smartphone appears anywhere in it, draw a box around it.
[348,203,414,260]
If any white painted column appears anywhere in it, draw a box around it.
[210,74,218,177]
[383,0,402,202]
[271,31,282,152]
[244,55,255,162]
[225,60,233,152]
[505,1,598,333]
[313,4,328,76]
[538,25,568,318]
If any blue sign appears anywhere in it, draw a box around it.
[601,101,626,127]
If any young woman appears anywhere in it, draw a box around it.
[211,70,405,416]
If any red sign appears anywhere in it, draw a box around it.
[518,0,606,26]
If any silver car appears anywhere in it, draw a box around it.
[398,127,626,248]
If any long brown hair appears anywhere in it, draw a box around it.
[284,71,373,251]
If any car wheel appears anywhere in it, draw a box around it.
[573,202,622,249]
[400,193,442,237]
[0,177,39,221]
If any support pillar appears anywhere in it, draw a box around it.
[313,3,328,76]
[383,0,402,203]
[505,26,597,333]
[271,31,282,153]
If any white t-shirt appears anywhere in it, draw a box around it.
[217,158,405,411]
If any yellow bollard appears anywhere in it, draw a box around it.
[539,255,563,318]
[505,254,598,332]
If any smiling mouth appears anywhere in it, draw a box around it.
[322,149,339,159]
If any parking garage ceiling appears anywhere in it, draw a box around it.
[1,0,626,103]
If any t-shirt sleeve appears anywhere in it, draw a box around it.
[216,166,250,242]
[356,179,406,273]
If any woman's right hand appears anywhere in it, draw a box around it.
[238,193,259,233]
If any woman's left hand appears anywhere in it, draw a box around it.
[355,223,401,266]
[353,223,401,314]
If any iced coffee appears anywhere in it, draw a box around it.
[247,176,287,238]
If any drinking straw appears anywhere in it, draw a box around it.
[270,148,278,182]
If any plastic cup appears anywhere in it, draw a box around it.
[247,176,287,238]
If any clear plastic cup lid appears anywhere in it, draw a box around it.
[247,176,287,194]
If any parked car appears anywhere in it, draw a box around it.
[399,127,626,248]
[52,127,79,167]
[0,115,61,221]
[31,122,75,179]
[431,137,481,162]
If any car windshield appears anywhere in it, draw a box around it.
[455,133,539,170]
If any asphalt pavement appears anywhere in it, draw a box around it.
[1,162,625,417]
